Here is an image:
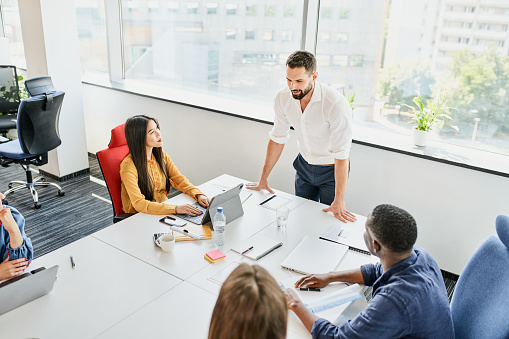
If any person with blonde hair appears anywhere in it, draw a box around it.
[209,263,287,339]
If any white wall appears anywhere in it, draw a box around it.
[19,0,89,178]
[84,84,509,274]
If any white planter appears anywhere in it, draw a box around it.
[413,128,429,146]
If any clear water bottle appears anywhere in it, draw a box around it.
[213,207,226,246]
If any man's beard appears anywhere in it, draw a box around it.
[291,82,314,100]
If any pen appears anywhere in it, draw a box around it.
[260,195,276,205]
[165,216,176,220]
[300,287,321,292]
[70,255,75,269]
[241,246,254,255]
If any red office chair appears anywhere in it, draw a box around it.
[96,124,134,223]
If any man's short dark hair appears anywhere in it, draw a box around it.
[286,51,317,74]
[368,204,417,253]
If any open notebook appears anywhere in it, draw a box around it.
[232,235,282,261]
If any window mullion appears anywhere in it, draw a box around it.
[104,0,124,81]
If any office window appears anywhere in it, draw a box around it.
[265,6,276,17]
[246,5,256,16]
[316,54,331,67]
[339,8,349,19]
[314,0,509,156]
[283,6,294,17]
[187,3,198,14]
[207,3,218,15]
[119,0,302,104]
[321,8,332,19]
[168,2,179,12]
[332,55,348,67]
[245,29,255,40]
[147,1,158,11]
[226,4,237,15]
[318,32,330,43]
[225,29,236,40]
[75,0,108,74]
[263,30,274,41]
[350,55,363,67]
[1,0,26,68]
[281,30,293,42]
[336,33,348,43]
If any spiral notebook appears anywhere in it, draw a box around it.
[320,224,371,255]
[232,235,282,261]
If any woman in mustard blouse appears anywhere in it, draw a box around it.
[120,115,209,215]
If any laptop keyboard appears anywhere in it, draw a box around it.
[175,202,207,225]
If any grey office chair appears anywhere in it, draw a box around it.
[0,76,65,208]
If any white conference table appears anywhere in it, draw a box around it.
[0,174,377,339]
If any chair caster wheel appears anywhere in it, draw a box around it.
[2,199,8,205]
[58,189,65,196]
[34,202,42,209]
[8,183,13,189]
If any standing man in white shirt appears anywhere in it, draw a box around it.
[247,51,356,222]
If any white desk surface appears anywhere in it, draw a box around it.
[92,174,308,280]
[96,281,217,339]
[0,236,181,339]
[0,174,376,339]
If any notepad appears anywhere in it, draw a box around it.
[281,236,348,275]
[171,225,212,242]
[320,224,371,255]
[204,249,226,263]
[232,235,283,261]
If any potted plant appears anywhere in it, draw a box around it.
[399,89,458,146]
[342,88,358,111]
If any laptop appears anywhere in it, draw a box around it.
[175,183,244,226]
[281,236,348,275]
[0,265,59,315]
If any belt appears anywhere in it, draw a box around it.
[314,164,334,167]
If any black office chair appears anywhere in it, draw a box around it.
[0,65,20,141]
[0,76,65,208]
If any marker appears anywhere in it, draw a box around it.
[241,246,254,255]
[259,195,276,206]
[300,287,321,292]
[70,255,75,269]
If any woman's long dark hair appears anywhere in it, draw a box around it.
[124,115,171,201]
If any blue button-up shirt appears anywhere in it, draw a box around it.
[1,205,34,262]
[311,246,454,338]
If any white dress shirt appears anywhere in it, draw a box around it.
[269,82,352,165]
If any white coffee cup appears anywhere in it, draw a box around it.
[156,234,175,252]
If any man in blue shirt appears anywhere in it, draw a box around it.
[285,204,454,338]
[0,192,33,280]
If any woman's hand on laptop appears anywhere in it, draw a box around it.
[175,204,203,216]
[0,254,30,280]
[197,195,210,208]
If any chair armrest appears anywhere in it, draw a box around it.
[113,213,135,223]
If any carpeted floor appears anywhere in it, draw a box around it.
[1,154,113,258]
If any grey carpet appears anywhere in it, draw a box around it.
[1,154,113,258]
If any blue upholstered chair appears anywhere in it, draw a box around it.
[450,214,509,339]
